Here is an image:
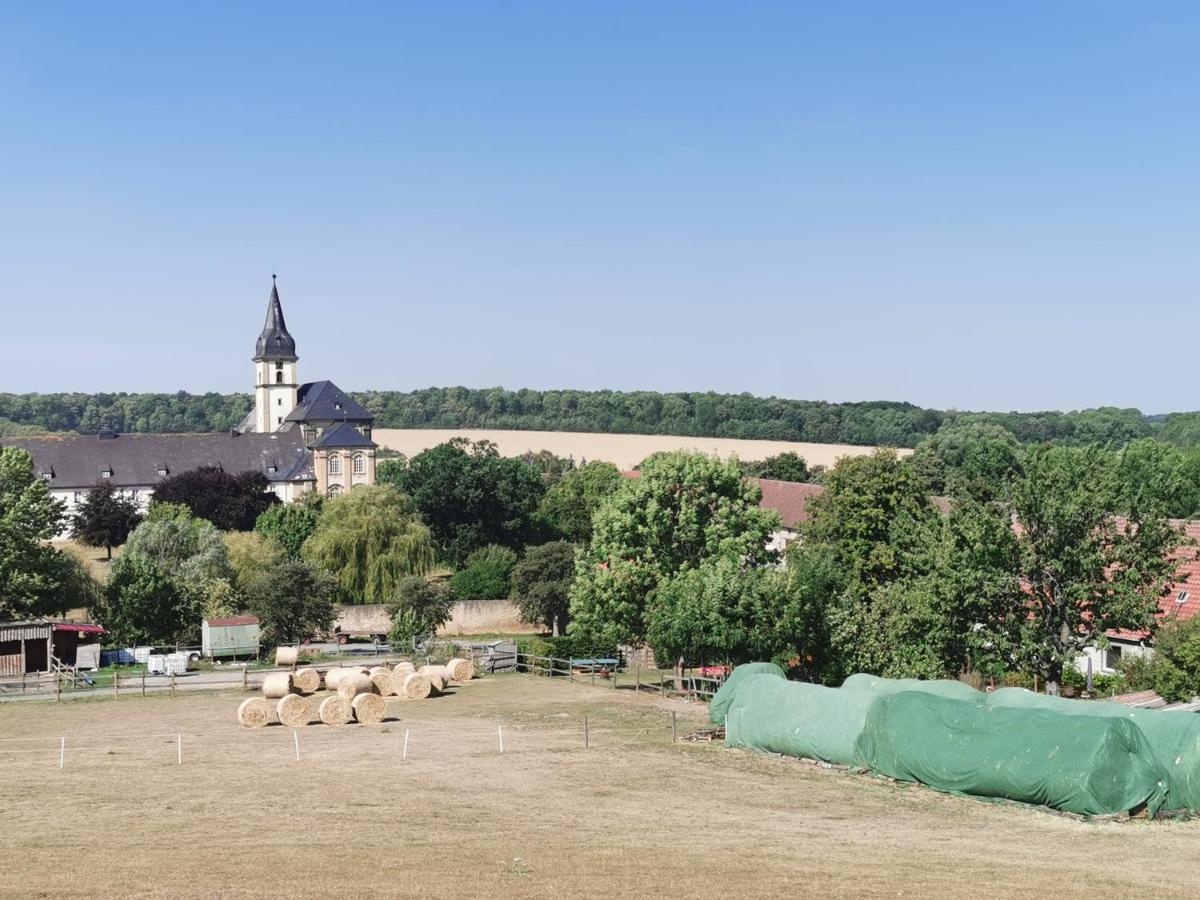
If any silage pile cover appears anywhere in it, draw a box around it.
[722,671,883,768]
[710,662,785,725]
[841,672,983,702]
[988,687,1200,811]
[858,691,1168,817]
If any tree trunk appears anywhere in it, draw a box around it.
[674,657,685,693]
[106,545,112,560]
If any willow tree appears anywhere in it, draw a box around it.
[301,485,435,603]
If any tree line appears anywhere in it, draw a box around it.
[7,388,1200,448]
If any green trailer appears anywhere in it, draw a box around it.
[201,616,261,660]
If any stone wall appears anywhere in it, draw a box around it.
[437,599,542,636]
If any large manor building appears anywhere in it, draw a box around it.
[3,278,377,523]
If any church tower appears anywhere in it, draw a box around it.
[253,276,299,433]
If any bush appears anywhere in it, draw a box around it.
[388,576,454,645]
[1151,616,1200,702]
[1117,652,1157,692]
[1090,673,1125,696]
[449,545,518,600]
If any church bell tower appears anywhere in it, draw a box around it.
[253,275,299,433]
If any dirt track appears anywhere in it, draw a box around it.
[0,676,1196,899]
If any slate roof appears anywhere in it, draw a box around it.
[255,276,297,361]
[1,432,314,489]
[286,380,373,424]
[310,421,377,449]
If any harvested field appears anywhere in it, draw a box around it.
[373,428,908,471]
[0,676,1197,899]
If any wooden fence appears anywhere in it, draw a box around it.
[513,653,722,701]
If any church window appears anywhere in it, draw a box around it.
[276,416,282,425]
[277,398,282,405]
[353,453,366,475]
[328,454,342,476]
[328,483,342,498]
[276,371,284,384]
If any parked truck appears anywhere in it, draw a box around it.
[330,604,392,644]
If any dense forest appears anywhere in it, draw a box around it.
[3,387,1200,448]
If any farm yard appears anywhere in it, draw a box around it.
[1,675,1198,900]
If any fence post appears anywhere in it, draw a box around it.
[59,737,65,769]
[113,670,119,698]
[141,670,146,697]
[170,672,176,697]
[591,664,596,688]
[635,658,640,693]
[177,733,182,765]
[242,668,248,692]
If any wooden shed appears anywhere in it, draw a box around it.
[0,621,106,675]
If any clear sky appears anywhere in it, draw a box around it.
[1,2,1198,413]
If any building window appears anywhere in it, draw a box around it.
[276,371,284,384]
[157,467,168,477]
[328,454,342,476]
[101,469,112,478]
[1177,590,1190,605]
[277,417,282,425]
[353,453,366,475]
[328,483,342,498]
[266,465,277,474]
[74,492,83,503]
[1105,645,1123,670]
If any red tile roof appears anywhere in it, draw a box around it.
[1110,519,1200,642]
[205,616,260,627]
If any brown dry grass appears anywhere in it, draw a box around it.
[0,676,1197,899]
[374,428,909,470]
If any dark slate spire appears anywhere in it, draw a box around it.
[254,275,298,360]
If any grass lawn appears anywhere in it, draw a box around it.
[0,675,1197,899]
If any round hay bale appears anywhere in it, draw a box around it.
[368,667,397,696]
[275,693,312,728]
[275,646,299,666]
[401,672,432,700]
[318,695,352,726]
[292,667,320,694]
[262,672,293,699]
[323,667,365,691]
[351,692,387,724]
[336,671,374,701]
[237,697,271,728]
[418,665,446,693]
[445,658,475,682]
[392,661,416,677]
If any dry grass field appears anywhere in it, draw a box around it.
[1,675,1197,899]
[374,428,910,470]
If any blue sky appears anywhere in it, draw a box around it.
[1,2,1198,413]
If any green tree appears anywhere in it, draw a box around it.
[242,559,336,650]
[802,448,934,594]
[224,531,286,588]
[70,481,143,559]
[151,466,279,531]
[253,496,323,558]
[909,422,1023,501]
[378,438,545,564]
[96,553,199,646]
[1115,439,1200,518]
[569,452,778,648]
[387,576,454,645]
[0,447,68,619]
[449,545,518,600]
[301,484,436,603]
[1148,616,1200,702]
[743,452,811,483]
[1010,445,1184,694]
[535,461,623,543]
[511,541,577,635]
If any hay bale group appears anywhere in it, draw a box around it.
[236,657,476,729]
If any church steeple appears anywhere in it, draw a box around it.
[252,276,300,433]
[255,275,298,361]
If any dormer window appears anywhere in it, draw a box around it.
[41,472,53,481]
[1178,590,1191,604]
[157,465,169,477]
[101,468,112,479]
[266,465,277,474]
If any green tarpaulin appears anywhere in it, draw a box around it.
[709,662,785,726]
[714,665,1175,816]
[859,691,1168,817]
[722,671,883,768]
[841,672,983,702]
[987,687,1200,811]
